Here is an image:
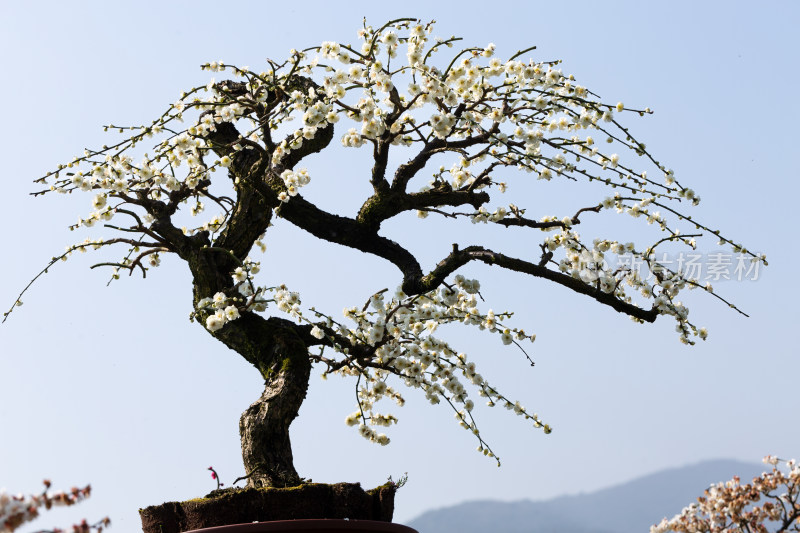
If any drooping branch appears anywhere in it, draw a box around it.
[282,186,658,322]
[403,244,659,322]
[281,182,653,323]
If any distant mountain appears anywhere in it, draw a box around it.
[407,459,766,533]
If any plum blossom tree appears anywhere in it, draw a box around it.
[651,456,800,532]
[4,18,764,489]
[0,481,110,533]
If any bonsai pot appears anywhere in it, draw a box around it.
[186,519,418,532]
[140,483,404,533]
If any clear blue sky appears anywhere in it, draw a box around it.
[1,1,798,531]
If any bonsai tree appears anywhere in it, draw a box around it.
[5,18,763,490]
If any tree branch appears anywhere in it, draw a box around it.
[391,124,499,192]
[356,186,490,228]
[277,195,424,281]
[496,204,603,230]
[403,245,659,322]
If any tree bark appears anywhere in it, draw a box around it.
[238,328,312,488]
[187,242,315,488]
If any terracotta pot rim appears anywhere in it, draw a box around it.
[186,519,418,532]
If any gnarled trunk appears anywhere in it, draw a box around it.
[189,244,315,488]
[238,331,312,488]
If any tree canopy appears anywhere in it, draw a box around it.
[5,18,764,487]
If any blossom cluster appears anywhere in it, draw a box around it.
[0,481,109,533]
[193,257,307,332]
[194,260,271,331]
[651,456,800,533]
[278,168,311,202]
[309,276,545,461]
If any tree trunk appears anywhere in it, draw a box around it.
[239,332,312,488]
[188,252,314,488]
